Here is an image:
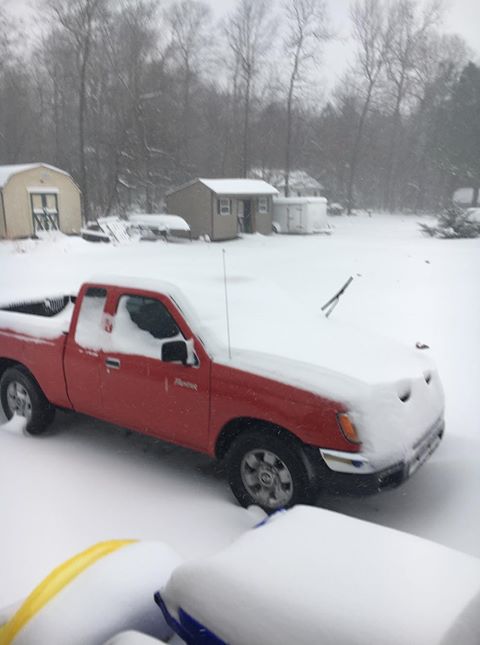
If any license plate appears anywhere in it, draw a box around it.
[409,432,442,476]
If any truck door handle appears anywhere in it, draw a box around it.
[105,357,121,369]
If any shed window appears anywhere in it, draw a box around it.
[218,198,232,216]
[258,196,268,213]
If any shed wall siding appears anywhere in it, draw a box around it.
[2,166,82,238]
[213,195,238,240]
[166,182,212,239]
[253,197,273,235]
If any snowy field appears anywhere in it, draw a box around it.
[1,213,479,607]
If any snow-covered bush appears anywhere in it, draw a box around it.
[419,204,480,238]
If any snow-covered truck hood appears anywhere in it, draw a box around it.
[215,324,444,468]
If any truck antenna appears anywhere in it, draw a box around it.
[222,249,232,359]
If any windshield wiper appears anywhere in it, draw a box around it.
[321,276,353,318]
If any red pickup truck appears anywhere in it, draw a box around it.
[0,277,445,511]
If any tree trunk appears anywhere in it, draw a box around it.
[285,79,294,198]
[346,84,373,214]
[242,74,251,178]
[79,42,90,221]
[383,96,402,211]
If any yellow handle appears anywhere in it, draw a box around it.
[0,539,137,645]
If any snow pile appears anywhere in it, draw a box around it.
[160,506,480,645]
[0,414,27,436]
[128,215,190,233]
[0,541,182,645]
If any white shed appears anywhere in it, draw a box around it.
[272,197,329,234]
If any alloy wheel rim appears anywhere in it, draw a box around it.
[240,449,294,508]
[6,381,33,421]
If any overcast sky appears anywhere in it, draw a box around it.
[5,0,480,92]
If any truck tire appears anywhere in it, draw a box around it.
[0,366,55,435]
[226,431,316,512]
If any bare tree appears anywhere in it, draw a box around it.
[381,0,442,210]
[283,0,329,196]
[346,0,390,213]
[46,0,107,219]
[166,0,212,170]
[225,0,276,177]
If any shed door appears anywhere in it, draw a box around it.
[30,193,59,233]
[287,206,303,232]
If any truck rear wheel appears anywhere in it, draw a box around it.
[0,366,55,435]
[226,431,316,513]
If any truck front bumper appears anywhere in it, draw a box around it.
[319,417,445,496]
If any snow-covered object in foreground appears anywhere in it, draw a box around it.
[103,631,169,644]
[158,506,480,645]
[0,540,182,645]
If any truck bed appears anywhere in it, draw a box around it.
[0,297,75,409]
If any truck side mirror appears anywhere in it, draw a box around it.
[162,339,195,365]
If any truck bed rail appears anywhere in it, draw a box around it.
[0,296,74,317]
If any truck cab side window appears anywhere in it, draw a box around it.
[123,296,180,340]
[74,287,107,349]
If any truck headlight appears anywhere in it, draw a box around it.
[336,413,361,445]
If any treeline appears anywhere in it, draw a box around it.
[0,0,479,217]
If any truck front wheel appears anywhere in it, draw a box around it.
[0,366,55,435]
[226,431,317,512]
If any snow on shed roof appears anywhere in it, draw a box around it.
[199,178,278,196]
[0,163,71,189]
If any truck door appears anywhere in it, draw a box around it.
[99,292,210,450]
[64,286,108,416]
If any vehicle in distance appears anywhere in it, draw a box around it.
[0,276,444,511]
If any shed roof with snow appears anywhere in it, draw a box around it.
[0,163,71,189]
[198,178,278,196]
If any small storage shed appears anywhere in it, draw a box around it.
[166,178,278,241]
[0,163,82,239]
[273,197,329,234]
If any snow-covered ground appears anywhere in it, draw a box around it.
[1,213,479,608]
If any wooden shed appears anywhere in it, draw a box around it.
[166,178,278,241]
[0,163,82,239]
